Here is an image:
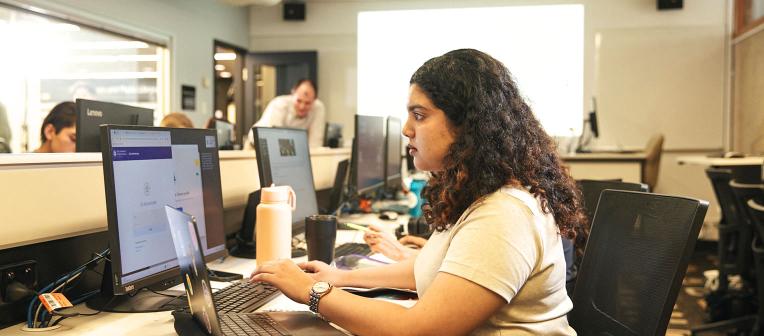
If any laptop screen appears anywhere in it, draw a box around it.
[165,206,224,336]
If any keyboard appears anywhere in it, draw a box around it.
[220,314,289,336]
[173,281,280,314]
[335,242,371,258]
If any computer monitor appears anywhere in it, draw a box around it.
[384,117,403,190]
[324,122,343,148]
[351,115,386,195]
[253,127,318,236]
[588,97,599,138]
[214,119,235,150]
[75,99,154,152]
[90,125,226,312]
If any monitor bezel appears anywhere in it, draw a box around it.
[384,116,403,189]
[76,99,154,153]
[100,124,227,295]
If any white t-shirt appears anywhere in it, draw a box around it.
[414,186,576,336]
[248,95,326,148]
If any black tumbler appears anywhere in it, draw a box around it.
[305,215,337,264]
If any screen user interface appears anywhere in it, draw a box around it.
[107,128,225,287]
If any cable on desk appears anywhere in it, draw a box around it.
[26,248,110,329]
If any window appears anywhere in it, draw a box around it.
[357,5,584,136]
[0,4,169,153]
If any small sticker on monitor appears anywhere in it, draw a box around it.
[205,136,216,148]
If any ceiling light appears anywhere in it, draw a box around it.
[220,71,232,78]
[214,53,237,61]
[215,64,226,71]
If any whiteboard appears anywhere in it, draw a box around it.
[594,26,725,150]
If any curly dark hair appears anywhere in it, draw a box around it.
[410,49,585,238]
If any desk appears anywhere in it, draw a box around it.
[677,156,763,183]
[0,216,392,336]
[560,152,648,183]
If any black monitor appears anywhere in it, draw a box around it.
[75,99,154,152]
[588,97,599,138]
[214,119,234,150]
[253,127,318,236]
[384,117,403,189]
[351,115,386,195]
[90,125,226,312]
[324,122,343,148]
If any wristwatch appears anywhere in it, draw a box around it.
[308,281,333,314]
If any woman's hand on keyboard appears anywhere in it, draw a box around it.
[250,260,316,304]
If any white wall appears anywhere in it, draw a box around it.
[37,0,251,128]
[249,0,727,150]
[248,0,729,238]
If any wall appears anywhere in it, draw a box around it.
[249,0,727,150]
[248,0,728,238]
[733,27,764,154]
[32,0,251,128]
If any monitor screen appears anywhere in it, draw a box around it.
[324,122,343,148]
[353,115,385,194]
[385,117,402,188]
[215,119,234,150]
[76,99,154,152]
[100,125,226,295]
[253,127,318,235]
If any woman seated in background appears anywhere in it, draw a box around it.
[35,102,76,153]
[251,49,584,335]
[159,112,194,128]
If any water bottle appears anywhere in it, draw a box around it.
[256,184,296,266]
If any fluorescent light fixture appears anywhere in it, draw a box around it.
[72,55,160,62]
[219,71,232,78]
[214,53,237,61]
[214,64,226,71]
[72,41,150,50]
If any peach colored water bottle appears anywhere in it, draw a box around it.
[256,184,296,266]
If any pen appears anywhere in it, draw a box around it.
[345,222,372,233]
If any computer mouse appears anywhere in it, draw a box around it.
[379,211,399,221]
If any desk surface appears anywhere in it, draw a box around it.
[560,151,647,162]
[676,155,764,167]
[0,214,400,335]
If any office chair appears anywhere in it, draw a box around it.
[643,133,664,191]
[567,180,649,294]
[747,198,764,335]
[569,190,708,336]
[691,172,759,335]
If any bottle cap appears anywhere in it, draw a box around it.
[261,184,296,209]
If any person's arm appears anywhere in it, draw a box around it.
[299,255,416,289]
[251,260,505,336]
[399,235,428,248]
[308,100,325,148]
[363,224,419,261]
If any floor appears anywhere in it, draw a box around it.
[669,241,739,336]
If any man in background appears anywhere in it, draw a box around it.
[248,79,325,148]
[35,102,76,153]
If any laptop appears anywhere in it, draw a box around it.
[165,206,347,336]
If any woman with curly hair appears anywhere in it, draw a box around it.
[251,49,584,335]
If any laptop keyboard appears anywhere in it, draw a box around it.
[172,281,280,314]
[220,314,290,336]
[334,242,371,258]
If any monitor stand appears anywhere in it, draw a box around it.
[86,260,184,313]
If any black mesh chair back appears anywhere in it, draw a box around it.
[729,180,764,281]
[569,190,708,336]
[578,179,649,224]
